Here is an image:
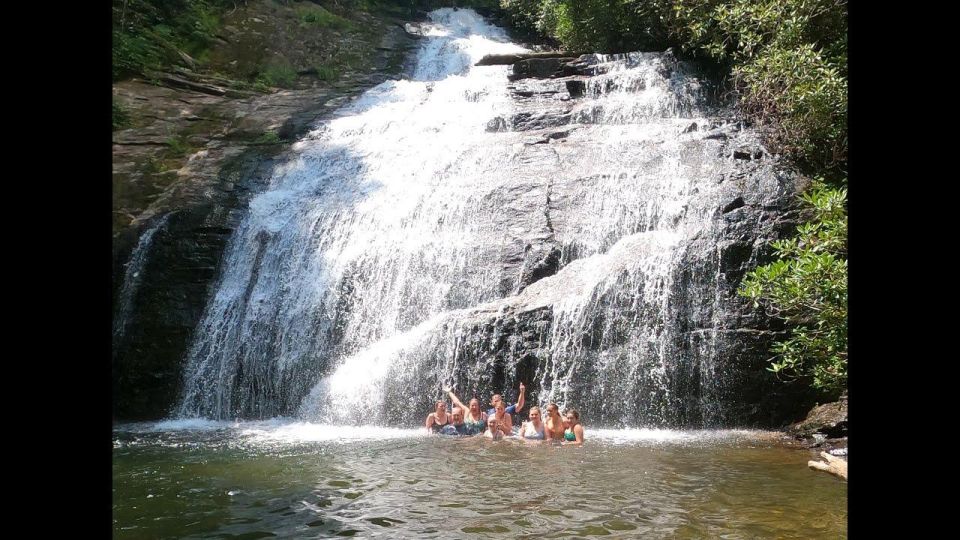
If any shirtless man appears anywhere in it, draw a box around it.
[486,382,526,418]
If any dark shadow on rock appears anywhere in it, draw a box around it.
[112,136,385,421]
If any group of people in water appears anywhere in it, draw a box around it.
[424,382,585,445]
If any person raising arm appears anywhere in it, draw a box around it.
[486,382,526,417]
[444,387,487,436]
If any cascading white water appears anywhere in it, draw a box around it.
[178,8,772,427]
[178,9,530,419]
[114,213,171,342]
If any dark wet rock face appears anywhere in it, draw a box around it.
[566,80,586,98]
[113,146,283,420]
[112,2,422,420]
[509,57,574,80]
[789,395,848,440]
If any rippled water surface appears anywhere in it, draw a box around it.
[113,420,846,538]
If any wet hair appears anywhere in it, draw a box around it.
[528,406,541,417]
[565,409,580,421]
[469,398,480,408]
[436,401,446,409]
[546,403,560,415]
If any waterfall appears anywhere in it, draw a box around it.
[177,8,790,427]
[114,213,171,343]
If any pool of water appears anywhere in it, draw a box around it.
[113,420,846,538]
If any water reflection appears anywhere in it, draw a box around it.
[114,422,846,538]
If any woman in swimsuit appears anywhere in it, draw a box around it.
[544,403,565,441]
[425,401,451,433]
[444,387,487,435]
[562,409,585,445]
[489,401,513,437]
[519,406,546,442]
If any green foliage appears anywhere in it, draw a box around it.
[296,3,353,29]
[735,44,846,173]
[252,80,273,93]
[309,51,365,83]
[499,0,847,175]
[668,0,846,64]
[320,0,502,17]
[142,155,169,174]
[667,0,847,174]
[319,0,404,16]
[113,28,163,80]
[315,64,340,81]
[501,0,669,52]
[502,0,849,397]
[165,135,193,157]
[254,131,282,145]
[499,0,540,31]
[113,100,131,131]
[112,0,231,80]
[256,61,298,88]
[739,182,847,396]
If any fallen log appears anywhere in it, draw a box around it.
[808,451,847,481]
[475,52,585,66]
[155,74,227,97]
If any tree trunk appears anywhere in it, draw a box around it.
[808,451,847,481]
